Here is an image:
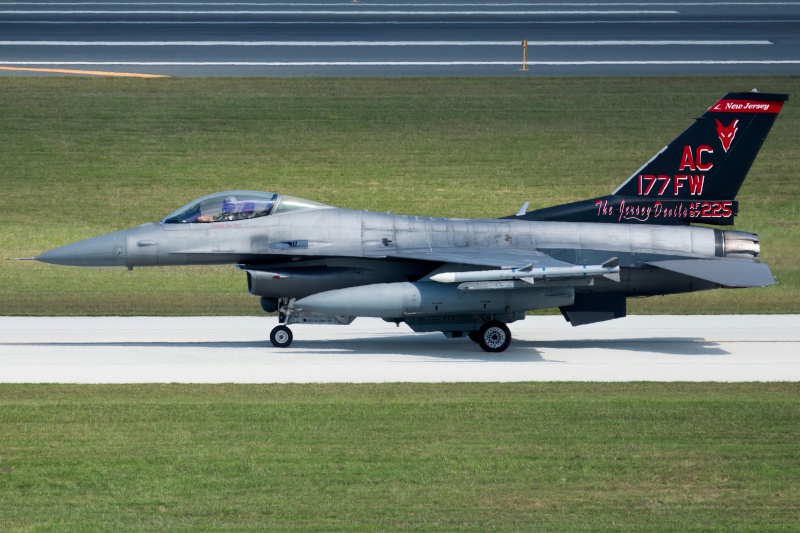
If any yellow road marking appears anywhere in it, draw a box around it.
[0,66,168,78]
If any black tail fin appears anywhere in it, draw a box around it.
[516,91,787,226]
[613,91,786,201]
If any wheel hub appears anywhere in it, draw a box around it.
[484,327,506,349]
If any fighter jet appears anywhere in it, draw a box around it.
[28,91,787,352]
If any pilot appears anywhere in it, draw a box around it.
[196,196,239,222]
[219,196,238,221]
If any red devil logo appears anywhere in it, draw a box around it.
[715,119,738,152]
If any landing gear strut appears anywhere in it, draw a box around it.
[476,320,511,353]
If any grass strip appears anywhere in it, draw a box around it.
[1,383,798,531]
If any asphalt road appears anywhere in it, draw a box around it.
[1,0,799,76]
[2,315,798,383]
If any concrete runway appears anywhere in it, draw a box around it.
[1,0,799,76]
[1,315,798,383]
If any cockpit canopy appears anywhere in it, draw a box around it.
[161,191,329,224]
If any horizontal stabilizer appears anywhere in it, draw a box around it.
[646,259,775,288]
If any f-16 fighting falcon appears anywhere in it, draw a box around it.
[28,91,787,352]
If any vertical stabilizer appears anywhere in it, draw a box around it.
[514,91,788,225]
[612,91,787,201]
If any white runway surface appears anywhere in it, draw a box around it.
[1,315,798,383]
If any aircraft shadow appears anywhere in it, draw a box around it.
[2,338,543,362]
[515,337,728,356]
[3,335,724,360]
[289,336,546,361]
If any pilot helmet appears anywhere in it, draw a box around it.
[222,196,237,213]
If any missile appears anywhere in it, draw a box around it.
[430,258,620,284]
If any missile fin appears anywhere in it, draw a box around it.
[602,257,619,269]
[601,257,621,282]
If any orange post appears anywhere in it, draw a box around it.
[521,40,528,71]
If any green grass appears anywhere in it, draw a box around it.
[1,76,798,315]
[1,383,798,531]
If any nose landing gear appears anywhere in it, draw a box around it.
[270,324,293,348]
[265,297,357,348]
[270,297,295,348]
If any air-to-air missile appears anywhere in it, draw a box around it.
[429,258,620,285]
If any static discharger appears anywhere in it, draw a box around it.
[430,257,620,284]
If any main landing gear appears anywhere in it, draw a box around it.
[468,320,512,353]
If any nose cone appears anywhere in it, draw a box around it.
[35,230,128,267]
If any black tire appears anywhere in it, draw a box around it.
[477,321,511,353]
[467,331,482,344]
[270,325,293,348]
